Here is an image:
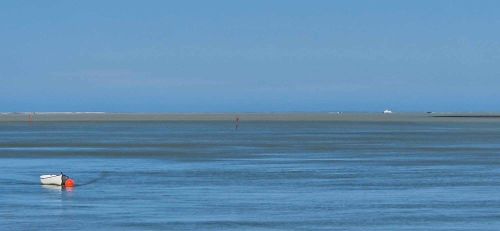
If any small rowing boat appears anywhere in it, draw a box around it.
[40,173,75,187]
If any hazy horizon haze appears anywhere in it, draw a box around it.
[1,0,499,112]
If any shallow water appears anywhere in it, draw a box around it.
[1,121,500,230]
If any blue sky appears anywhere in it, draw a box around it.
[1,0,499,112]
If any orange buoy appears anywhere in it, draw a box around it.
[65,178,75,187]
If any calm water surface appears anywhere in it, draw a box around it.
[1,121,500,230]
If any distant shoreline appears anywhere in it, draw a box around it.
[2,112,500,122]
[431,115,500,118]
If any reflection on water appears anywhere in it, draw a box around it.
[41,184,63,192]
[41,184,75,193]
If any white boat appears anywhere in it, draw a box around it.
[383,109,393,114]
[40,173,70,186]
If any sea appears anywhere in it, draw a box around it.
[1,118,500,230]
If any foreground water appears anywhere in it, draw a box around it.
[1,120,500,230]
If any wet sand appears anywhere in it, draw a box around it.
[2,112,500,122]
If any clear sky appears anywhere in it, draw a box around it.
[1,0,499,112]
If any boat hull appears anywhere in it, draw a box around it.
[40,175,63,186]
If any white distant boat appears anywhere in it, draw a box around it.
[383,109,393,114]
[40,175,65,185]
[40,173,74,186]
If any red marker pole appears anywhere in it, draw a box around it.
[235,116,240,130]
